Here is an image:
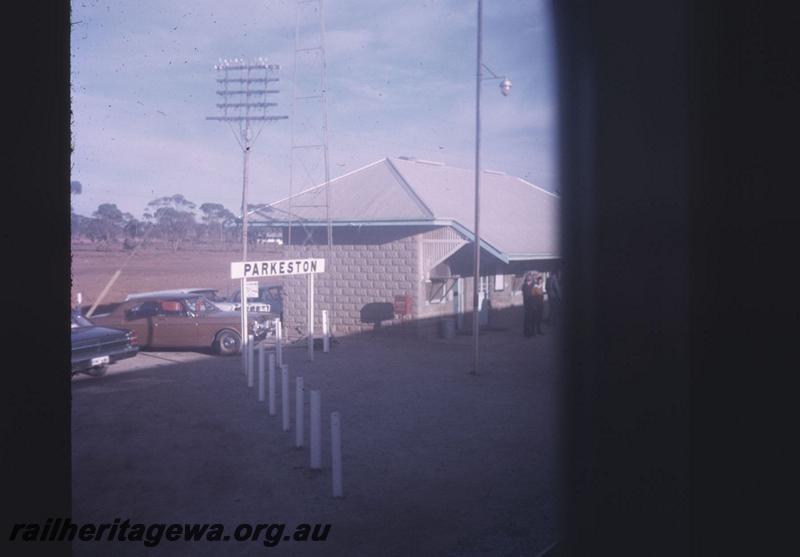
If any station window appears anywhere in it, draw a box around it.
[511,274,526,296]
[426,278,459,305]
[426,279,448,304]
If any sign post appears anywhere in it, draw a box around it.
[308,273,315,361]
[241,280,259,375]
[231,258,326,361]
[245,280,259,300]
[241,276,248,374]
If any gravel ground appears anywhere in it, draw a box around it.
[70,245,283,306]
[72,325,562,556]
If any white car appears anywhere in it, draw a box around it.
[213,300,272,313]
[227,284,283,317]
[126,288,226,303]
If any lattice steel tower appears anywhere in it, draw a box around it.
[287,0,332,249]
[287,0,335,336]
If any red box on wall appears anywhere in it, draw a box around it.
[393,293,412,316]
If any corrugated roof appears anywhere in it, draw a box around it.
[251,157,559,261]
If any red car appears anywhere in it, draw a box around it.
[90,294,275,355]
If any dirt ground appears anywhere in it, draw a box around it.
[71,244,562,556]
[70,243,282,307]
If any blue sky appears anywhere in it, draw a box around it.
[70,0,557,219]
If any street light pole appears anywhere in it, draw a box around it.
[472,0,511,375]
[472,0,484,376]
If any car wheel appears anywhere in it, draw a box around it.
[85,365,108,377]
[215,330,241,355]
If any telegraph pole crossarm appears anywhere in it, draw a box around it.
[206,57,288,373]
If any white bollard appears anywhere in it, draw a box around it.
[275,319,283,367]
[268,353,276,416]
[242,339,247,375]
[281,364,290,432]
[258,345,265,402]
[310,390,322,469]
[247,335,254,387]
[331,411,343,497]
[295,377,304,448]
[322,310,330,353]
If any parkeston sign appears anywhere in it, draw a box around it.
[231,258,326,279]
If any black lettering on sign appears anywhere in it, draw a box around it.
[287,262,294,274]
[251,263,260,276]
[302,261,310,272]
[270,262,278,275]
[262,263,269,275]
[310,260,317,272]
[279,261,286,275]
[244,263,252,276]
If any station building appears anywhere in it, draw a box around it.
[249,157,560,338]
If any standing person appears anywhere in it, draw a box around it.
[521,272,535,337]
[546,269,561,326]
[531,274,546,335]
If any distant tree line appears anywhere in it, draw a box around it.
[70,194,268,251]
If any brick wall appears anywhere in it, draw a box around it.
[272,224,558,339]
[488,274,521,310]
[279,230,419,338]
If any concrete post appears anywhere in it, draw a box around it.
[322,309,330,353]
[275,319,283,367]
[281,364,290,432]
[268,353,276,416]
[310,390,321,469]
[295,377,304,448]
[258,344,265,402]
[247,334,254,387]
[331,411,343,497]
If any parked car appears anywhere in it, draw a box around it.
[125,288,227,304]
[228,284,284,321]
[71,311,139,377]
[89,294,276,355]
[80,288,229,320]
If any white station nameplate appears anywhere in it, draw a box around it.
[231,258,325,279]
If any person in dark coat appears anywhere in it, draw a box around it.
[530,274,546,335]
[545,269,561,326]
[521,273,533,337]
[522,272,536,337]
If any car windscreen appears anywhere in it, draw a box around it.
[232,287,281,304]
[190,290,223,302]
[186,295,221,314]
